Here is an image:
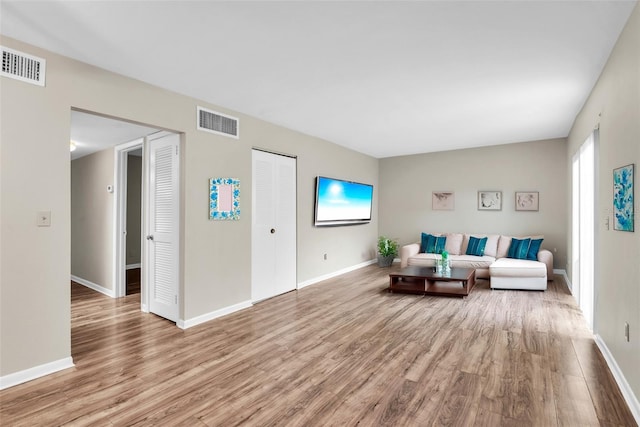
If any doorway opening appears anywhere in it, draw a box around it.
[70,110,180,323]
[114,141,144,300]
[126,149,143,296]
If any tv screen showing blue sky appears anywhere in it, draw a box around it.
[316,177,373,221]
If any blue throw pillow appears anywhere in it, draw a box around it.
[508,238,531,260]
[466,236,487,256]
[420,233,429,253]
[420,233,446,254]
[526,238,543,261]
[428,235,446,254]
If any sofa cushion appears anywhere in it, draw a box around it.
[445,233,463,255]
[421,233,446,254]
[497,235,512,258]
[466,236,487,256]
[407,252,439,267]
[449,255,495,269]
[508,238,531,259]
[490,258,547,278]
[483,235,499,258]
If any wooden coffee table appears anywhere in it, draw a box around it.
[388,266,476,297]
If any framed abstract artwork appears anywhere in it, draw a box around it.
[478,191,502,211]
[209,178,240,220]
[515,191,539,211]
[613,164,634,232]
[432,191,455,210]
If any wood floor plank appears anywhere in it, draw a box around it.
[573,337,638,426]
[0,269,636,426]
[551,371,600,426]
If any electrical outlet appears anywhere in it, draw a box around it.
[624,322,630,342]
[36,211,51,227]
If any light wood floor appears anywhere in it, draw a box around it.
[1,265,636,426]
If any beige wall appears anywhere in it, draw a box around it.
[180,118,378,319]
[0,63,72,377]
[567,4,639,399]
[0,36,378,377]
[379,139,568,268]
[126,155,142,266]
[70,149,115,289]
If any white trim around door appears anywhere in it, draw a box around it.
[113,138,145,298]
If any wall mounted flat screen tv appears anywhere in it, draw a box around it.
[314,176,373,226]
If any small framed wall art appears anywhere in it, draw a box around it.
[478,191,502,211]
[515,191,539,211]
[613,163,634,232]
[209,177,240,220]
[432,191,455,210]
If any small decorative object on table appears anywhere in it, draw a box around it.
[435,250,450,274]
[441,250,451,274]
[377,236,399,267]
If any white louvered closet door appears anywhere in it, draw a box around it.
[147,133,180,322]
[252,150,297,302]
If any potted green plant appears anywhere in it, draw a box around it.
[377,236,399,267]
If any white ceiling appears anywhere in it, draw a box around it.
[1,1,636,158]
[70,110,159,160]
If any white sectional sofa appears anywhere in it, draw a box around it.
[400,233,553,290]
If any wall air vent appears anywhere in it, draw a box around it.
[1,46,46,86]
[197,106,239,139]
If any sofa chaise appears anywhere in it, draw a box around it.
[400,233,553,290]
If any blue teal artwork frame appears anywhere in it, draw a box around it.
[209,178,240,220]
[613,164,634,232]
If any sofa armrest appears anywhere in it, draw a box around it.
[400,243,420,268]
[538,249,554,281]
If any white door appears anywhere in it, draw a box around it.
[252,150,297,302]
[146,133,180,322]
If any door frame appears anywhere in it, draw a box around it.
[571,130,598,331]
[113,138,145,299]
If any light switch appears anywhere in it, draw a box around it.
[37,211,51,227]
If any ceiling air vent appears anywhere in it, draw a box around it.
[1,46,46,87]
[197,106,239,139]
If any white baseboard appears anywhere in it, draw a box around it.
[0,357,75,390]
[177,300,253,330]
[594,334,640,425]
[554,269,577,305]
[126,263,141,270]
[179,259,382,329]
[297,259,378,289]
[558,268,638,423]
[71,275,115,298]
